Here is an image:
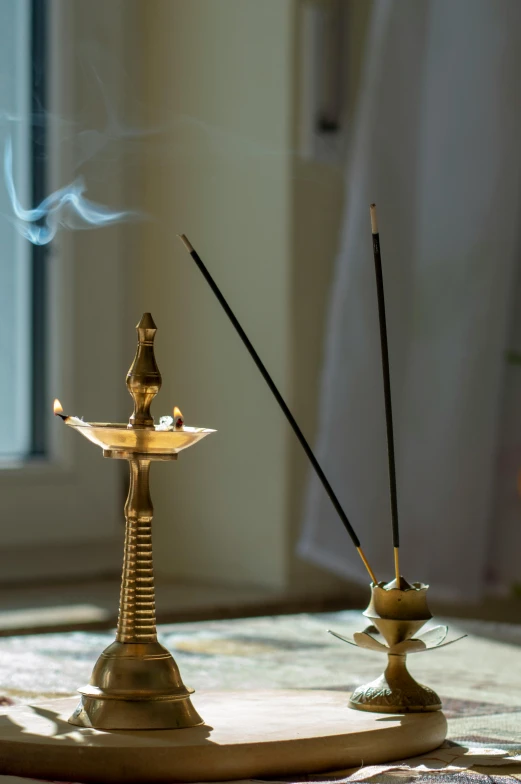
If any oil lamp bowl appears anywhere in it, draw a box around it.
[68,422,215,456]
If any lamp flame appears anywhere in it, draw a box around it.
[173,406,184,429]
[53,398,64,416]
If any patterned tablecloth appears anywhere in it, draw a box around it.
[0,610,520,783]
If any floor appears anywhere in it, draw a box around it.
[0,576,361,636]
[0,575,520,636]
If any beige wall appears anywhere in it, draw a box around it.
[139,0,371,596]
[287,0,371,595]
[141,0,294,589]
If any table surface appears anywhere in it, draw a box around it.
[0,610,520,782]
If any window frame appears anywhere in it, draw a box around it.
[30,0,49,457]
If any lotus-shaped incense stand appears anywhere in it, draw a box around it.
[56,313,215,730]
[330,579,465,713]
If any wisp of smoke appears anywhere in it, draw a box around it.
[4,137,136,245]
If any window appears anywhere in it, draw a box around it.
[0,0,132,581]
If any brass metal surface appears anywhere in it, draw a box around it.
[348,651,442,713]
[330,580,464,714]
[69,423,213,456]
[126,312,162,429]
[60,313,214,730]
[365,578,432,623]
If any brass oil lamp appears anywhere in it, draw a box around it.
[55,313,215,730]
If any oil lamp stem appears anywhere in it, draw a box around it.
[117,456,157,643]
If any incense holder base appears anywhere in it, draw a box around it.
[349,653,441,713]
[0,690,447,783]
[68,641,203,730]
[329,580,465,715]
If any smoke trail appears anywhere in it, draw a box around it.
[4,137,136,245]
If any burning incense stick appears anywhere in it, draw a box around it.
[178,233,378,585]
[369,204,401,585]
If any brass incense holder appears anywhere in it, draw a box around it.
[57,313,215,730]
[330,579,465,714]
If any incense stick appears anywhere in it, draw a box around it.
[178,233,378,585]
[369,204,401,585]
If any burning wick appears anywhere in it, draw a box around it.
[53,398,90,427]
[155,407,185,431]
[173,406,184,430]
[53,398,66,420]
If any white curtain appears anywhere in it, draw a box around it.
[299,0,521,601]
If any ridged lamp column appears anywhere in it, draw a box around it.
[117,457,156,644]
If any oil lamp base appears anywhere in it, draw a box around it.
[349,654,442,714]
[70,694,202,731]
[68,640,203,730]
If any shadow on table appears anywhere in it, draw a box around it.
[0,705,214,744]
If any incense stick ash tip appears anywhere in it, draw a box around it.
[370,204,378,234]
[178,234,194,253]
